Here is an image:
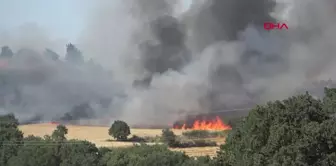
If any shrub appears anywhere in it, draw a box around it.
[143,135,162,143]
[59,140,101,166]
[173,139,217,148]
[108,120,131,141]
[7,136,59,166]
[193,140,217,147]
[101,144,192,166]
[128,135,146,142]
[182,130,228,139]
[161,128,178,147]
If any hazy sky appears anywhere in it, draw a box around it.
[0,0,95,41]
[0,0,191,42]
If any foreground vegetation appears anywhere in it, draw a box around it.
[1,88,336,165]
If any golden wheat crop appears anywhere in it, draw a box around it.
[19,123,220,157]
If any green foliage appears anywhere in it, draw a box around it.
[127,135,146,142]
[175,139,217,148]
[192,140,217,147]
[4,87,336,166]
[227,117,244,129]
[162,129,217,148]
[52,125,68,141]
[0,113,24,165]
[161,128,178,147]
[323,87,336,114]
[101,144,191,166]
[180,156,216,166]
[59,140,101,166]
[5,124,102,166]
[215,89,336,166]
[143,135,162,143]
[98,147,112,157]
[182,130,228,139]
[108,120,131,141]
[7,136,59,166]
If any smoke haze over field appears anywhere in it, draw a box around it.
[1,0,336,127]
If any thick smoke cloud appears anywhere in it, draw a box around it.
[1,0,336,127]
[187,0,276,52]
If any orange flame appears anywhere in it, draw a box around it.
[173,116,231,130]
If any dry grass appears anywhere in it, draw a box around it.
[19,123,221,157]
[171,147,219,157]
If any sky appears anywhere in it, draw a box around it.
[0,0,192,42]
[0,0,94,41]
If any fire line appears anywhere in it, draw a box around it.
[173,116,232,130]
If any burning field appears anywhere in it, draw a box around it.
[19,123,226,157]
[173,116,232,131]
[3,0,336,160]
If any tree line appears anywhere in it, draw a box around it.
[1,88,336,165]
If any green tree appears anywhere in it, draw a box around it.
[108,120,131,141]
[59,140,101,166]
[7,136,59,166]
[161,128,177,147]
[0,114,24,165]
[215,89,336,166]
[101,144,191,166]
[322,87,336,114]
[51,125,68,164]
[51,125,68,141]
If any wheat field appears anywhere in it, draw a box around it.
[19,123,222,157]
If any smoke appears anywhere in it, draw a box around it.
[1,0,336,127]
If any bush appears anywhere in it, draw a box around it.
[101,144,193,166]
[162,129,217,148]
[108,120,131,141]
[161,128,178,147]
[182,130,228,139]
[59,140,101,166]
[173,139,217,148]
[7,136,59,166]
[193,140,217,147]
[143,135,162,143]
[128,135,146,142]
[6,125,103,166]
[215,89,336,166]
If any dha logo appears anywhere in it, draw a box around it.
[264,22,289,30]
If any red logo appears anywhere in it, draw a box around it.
[264,22,289,30]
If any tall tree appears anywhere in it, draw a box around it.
[0,114,24,165]
[65,43,84,64]
[0,46,14,58]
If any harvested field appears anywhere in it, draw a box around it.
[19,123,223,157]
[171,147,219,157]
